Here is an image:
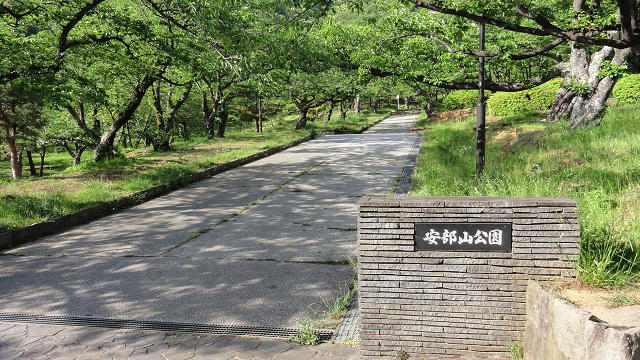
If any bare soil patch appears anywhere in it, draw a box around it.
[551,281,640,328]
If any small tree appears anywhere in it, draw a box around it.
[0,84,47,179]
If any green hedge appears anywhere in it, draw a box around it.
[487,78,562,116]
[612,74,640,104]
[441,90,479,110]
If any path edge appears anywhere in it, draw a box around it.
[0,111,401,252]
[1,134,318,251]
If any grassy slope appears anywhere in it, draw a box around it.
[0,109,390,232]
[412,105,640,287]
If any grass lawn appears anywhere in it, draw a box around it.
[411,104,640,288]
[0,109,391,232]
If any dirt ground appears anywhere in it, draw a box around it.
[551,282,640,327]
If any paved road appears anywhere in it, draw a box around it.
[0,113,419,356]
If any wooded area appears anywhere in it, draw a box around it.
[2,0,639,179]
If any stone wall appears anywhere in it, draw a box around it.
[357,196,580,359]
[524,280,640,360]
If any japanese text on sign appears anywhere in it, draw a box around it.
[414,223,512,252]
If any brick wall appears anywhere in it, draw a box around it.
[357,196,579,359]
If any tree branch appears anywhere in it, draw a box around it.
[407,0,637,49]
[57,0,108,59]
[396,33,566,61]
[370,67,562,92]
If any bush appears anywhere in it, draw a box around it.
[612,74,640,104]
[441,90,479,110]
[487,78,562,116]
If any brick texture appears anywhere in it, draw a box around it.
[357,196,579,359]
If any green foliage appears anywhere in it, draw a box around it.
[509,344,524,360]
[599,61,628,79]
[612,74,640,104]
[487,79,562,116]
[289,320,321,346]
[441,90,478,111]
[412,103,640,288]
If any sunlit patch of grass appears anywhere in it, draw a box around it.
[411,104,640,288]
[0,108,388,232]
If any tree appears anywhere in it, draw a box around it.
[395,0,640,127]
[0,84,47,179]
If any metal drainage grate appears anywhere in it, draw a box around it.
[0,313,333,341]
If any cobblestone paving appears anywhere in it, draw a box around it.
[0,322,360,359]
[333,298,359,345]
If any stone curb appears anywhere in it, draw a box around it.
[524,280,640,360]
[0,110,400,252]
[0,134,318,251]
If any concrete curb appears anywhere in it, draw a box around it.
[0,110,400,252]
[524,280,640,360]
[0,134,315,251]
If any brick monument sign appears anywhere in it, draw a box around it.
[357,196,579,359]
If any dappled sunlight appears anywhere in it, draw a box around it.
[0,114,418,329]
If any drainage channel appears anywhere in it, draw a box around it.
[0,313,333,341]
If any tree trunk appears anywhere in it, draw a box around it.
[354,94,361,115]
[325,101,335,122]
[339,102,347,121]
[295,107,310,130]
[217,110,228,138]
[547,42,631,128]
[73,146,83,167]
[5,125,22,179]
[39,146,46,176]
[26,151,37,176]
[179,120,189,140]
[94,74,156,161]
[258,99,263,133]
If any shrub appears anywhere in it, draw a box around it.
[441,90,479,110]
[487,78,562,116]
[612,74,640,104]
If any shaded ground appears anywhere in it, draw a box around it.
[0,114,420,328]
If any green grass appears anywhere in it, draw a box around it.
[509,344,524,359]
[289,319,321,346]
[604,293,639,307]
[0,110,390,232]
[412,104,640,288]
[311,108,394,133]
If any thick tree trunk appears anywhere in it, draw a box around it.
[295,107,310,130]
[94,74,156,161]
[26,151,37,176]
[547,42,631,128]
[217,110,228,138]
